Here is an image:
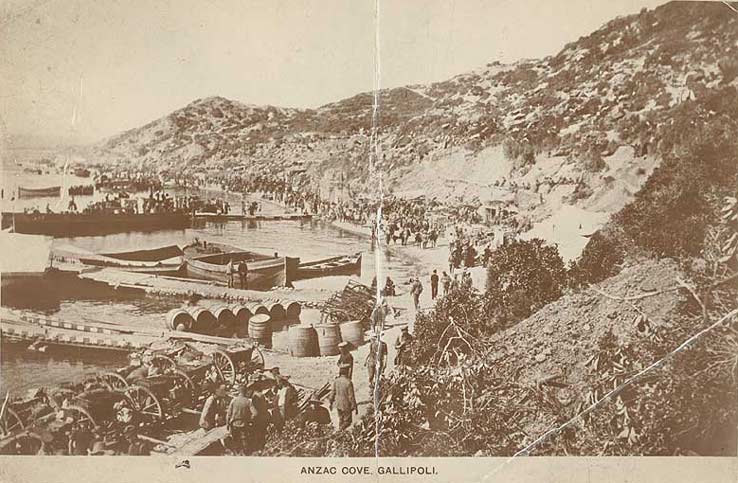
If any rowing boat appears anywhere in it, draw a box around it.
[52,244,184,275]
[294,252,362,280]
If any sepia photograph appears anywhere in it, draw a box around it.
[1,0,737,478]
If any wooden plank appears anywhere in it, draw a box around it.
[167,426,228,456]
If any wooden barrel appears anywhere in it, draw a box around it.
[288,325,319,357]
[231,305,252,324]
[166,309,193,332]
[231,304,251,337]
[285,301,301,321]
[265,301,286,321]
[210,304,235,328]
[247,302,270,316]
[339,320,364,348]
[248,313,272,348]
[315,324,341,356]
[187,306,217,333]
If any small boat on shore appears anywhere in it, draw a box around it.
[295,252,362,280]
[52,244,184,275]
[73,167,91,178]
[17,186,61,199]
[183,242,299,290]
[1,211,191,237]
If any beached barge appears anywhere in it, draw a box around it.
[1,211,191,237]
[183,242,299,290]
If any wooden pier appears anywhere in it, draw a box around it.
[193,212,312,222]
[0,308,283,355]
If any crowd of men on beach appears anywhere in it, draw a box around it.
[189,325,418,453]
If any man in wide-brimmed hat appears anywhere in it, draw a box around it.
[277,375,299,422]
[336,341,354,379]
[199,384,228,430]
[297,394,331,428]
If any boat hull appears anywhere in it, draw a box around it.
[18,186,61,198]
[52,244,184,275]
[295,253,362,281]
[183,243,298,289]
[2,212,191,237]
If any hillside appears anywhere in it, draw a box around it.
[92,2,738,256]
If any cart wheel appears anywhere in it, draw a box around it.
[250,346,265,371]
[172,370,196,406]
[125,385,164,421]
[65,404,98,428]
[0,407,25,437]
[212,350,236,386]
[152,355,177,373]
[100,372,129,392]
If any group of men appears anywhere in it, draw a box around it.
[329,326,415,430]
[198,370,299,455]
[225,259,249,289]
[193,323,417,448]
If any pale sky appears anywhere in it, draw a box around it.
[0,0,669,146]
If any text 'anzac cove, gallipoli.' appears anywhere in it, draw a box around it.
[300,465,438,475]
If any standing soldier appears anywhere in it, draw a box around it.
[430,270,439,300]
[336,341,354,379]
[226,385,254,455]
[365,331,387,392]
[394,327,414,366]
[238,261,249,290]
[370,298,388,333]
[441,271,452,296]
[329,366,358,430]
[277,376,299,422]
[249,383,270,453]
[410,277,423,310]
[226,259,235,288]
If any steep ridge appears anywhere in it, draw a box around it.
[93,2,738,258]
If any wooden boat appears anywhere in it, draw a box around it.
[295,252,362,280]
[183,242,299,290]
[51,244,184,275]
[17,186,61,199]
[1,211,191,237]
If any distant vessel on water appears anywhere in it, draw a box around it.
[1,211,191,237]
[17,186,61,199]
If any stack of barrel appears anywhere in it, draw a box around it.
[165,307,217,334]
[288,319,365,358]
[165,300,302,345]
